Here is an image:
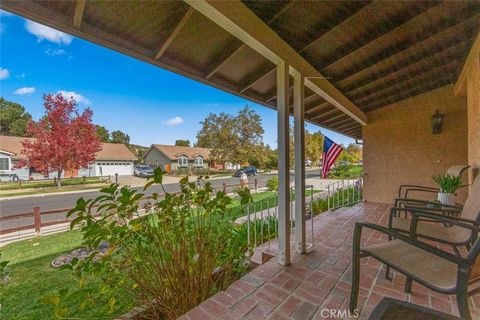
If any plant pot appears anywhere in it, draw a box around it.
[437,192,455,206]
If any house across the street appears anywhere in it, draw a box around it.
[143,144,213,172]
[0,135,137,181]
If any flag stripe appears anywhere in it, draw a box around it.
[322,136,343,178]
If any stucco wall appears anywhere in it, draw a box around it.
[363,85,468,204]
[467,53,480,186]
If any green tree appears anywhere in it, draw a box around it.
[338,143,362,164]
[0,97,32,136]
[196,106,264,165]
[175,139,191,147]
[111,130,130,144]
[305,130,324,164]
[95,125,110,142]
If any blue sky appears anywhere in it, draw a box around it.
[0,10,354,148]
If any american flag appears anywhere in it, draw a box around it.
[322,136,343,178]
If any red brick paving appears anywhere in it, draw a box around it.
[182,202,480,319]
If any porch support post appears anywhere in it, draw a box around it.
[293,72,306,254]
[277,60,291,266]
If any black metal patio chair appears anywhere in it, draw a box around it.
[397,165,469,200]
[349,204,480,319]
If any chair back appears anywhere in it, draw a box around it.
[461,175,480,221]
[446,165,469,177]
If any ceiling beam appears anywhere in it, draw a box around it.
[328,119,358,131]
[73,0,86,29]
[346,38,475,100]
[454,31,480,96]
[337,15,480,92]
[311,110,344,122]
[247,3,374,103]
[364,74,455,111]
[205,1,293,80]
[155,8,194,60]
[315,113,349,125]
[354,60,461,105]
[240,66,275,93]
[306,101,330,115]
[343,127,363,136]
[320,2,443,76]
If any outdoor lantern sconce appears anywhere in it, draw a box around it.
[431,109,445,134]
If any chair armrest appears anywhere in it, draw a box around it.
[394,207,480,229]
[395,198,463,211]
[398,185,439,198]
[354,222,464,265]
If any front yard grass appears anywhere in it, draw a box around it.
[0,230,132,319]
[0,176,109,191]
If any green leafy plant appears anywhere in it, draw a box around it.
[266,176,279,191]
[44,169,253,319]
[432,174,463,193]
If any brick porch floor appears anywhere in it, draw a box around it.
[180,202,480,320]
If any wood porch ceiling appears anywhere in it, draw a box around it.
[2,0,479,140]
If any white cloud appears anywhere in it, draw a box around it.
[14,87,36,95]
[25,20,73,45]
[16,73,26,79]
[57,90,91,105]
[164,116,184,126]
[0,68,10,80]
[45,48,66,56]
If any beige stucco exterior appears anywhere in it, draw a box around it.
[466,53,480,187]
[363,85,469,204]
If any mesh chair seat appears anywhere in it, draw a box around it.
[392,218,471,244]
[364,239,458,291]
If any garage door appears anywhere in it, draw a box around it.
[96,161,133,176]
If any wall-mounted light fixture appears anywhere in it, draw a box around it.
[431,109,445,134]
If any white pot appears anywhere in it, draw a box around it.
[437,192,455,206]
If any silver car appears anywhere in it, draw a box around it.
[134,165,154,177]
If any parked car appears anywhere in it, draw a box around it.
[305,160,312,167]
[234,166,257,177]
[134,165,154,177]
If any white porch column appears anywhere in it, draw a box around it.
[293,73,306,254]
[277,60,291,266]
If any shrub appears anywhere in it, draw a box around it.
[47,169,252,319]
[266,177,279,191]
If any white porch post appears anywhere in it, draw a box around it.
[277,60,291,266]
[293,73,306,254]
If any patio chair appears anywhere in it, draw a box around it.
[349,182,480,319]
[389,175,480,257]
[397,165,469,200]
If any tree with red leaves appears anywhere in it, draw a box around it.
[18,94,101,186]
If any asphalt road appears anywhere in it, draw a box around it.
[0,169,321,220]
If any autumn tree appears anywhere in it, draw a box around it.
[19,94,101,186]
[111,130,130,144]
[0,97,32,136]
[338,143,363,164]
[175,139,191,147]
[95,125,110,142]
[196,106,264,165]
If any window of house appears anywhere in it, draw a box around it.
[0,158,9,170]
[178,156,188,167]
[194,156,203,167]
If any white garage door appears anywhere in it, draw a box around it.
[95,161,133,176]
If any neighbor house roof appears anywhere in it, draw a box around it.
[150,144,210,161]
[0,136,137,161]
[95,143,138,161]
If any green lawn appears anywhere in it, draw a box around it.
[0,230,132,319]
[0,177,109,191]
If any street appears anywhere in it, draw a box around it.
[0,169,321,219]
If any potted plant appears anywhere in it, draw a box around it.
[432,174,463,206]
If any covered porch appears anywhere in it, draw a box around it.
[182,203,480,320]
